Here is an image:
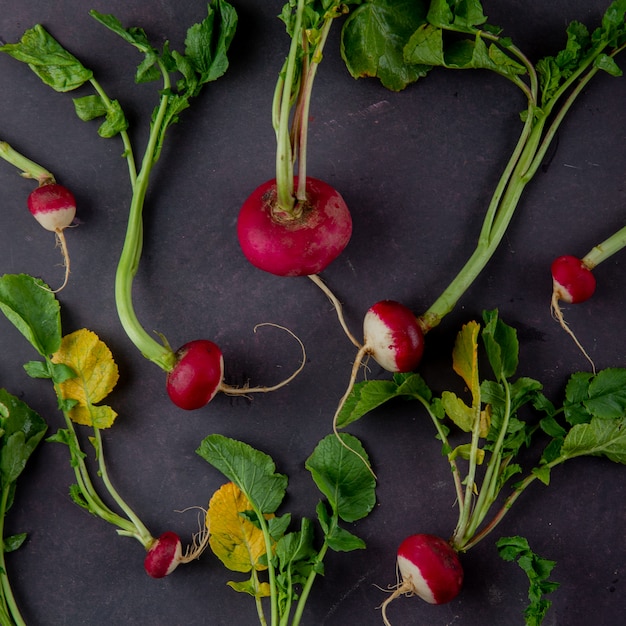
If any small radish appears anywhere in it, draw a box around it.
[166,325,307,411]
[166,340,225,410]
[551,255,596,305]
[550,255,596,369]
[144,531,183,578]
[27,182,76,291]
[363,300,425,373]
[380,534,463,624]
[237,176,352,277]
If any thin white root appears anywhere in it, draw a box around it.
[550,291,596,373]
[219,322,306,396]
[332,344,377,479]
[379,579,415,626]
[308,273,362,348]
[51,228,71,293]
[176,505,211,563]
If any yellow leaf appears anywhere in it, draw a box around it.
[452,320,480,407]
[52,328,119,428]
[208,482,272,574]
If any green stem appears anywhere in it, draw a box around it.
[89,78,138,187]
[0,140,55,185]
[0,487,25,626]
[255,508,278,626]
[583,223,626,268]
[114,62,177,372]
[290,540,329,626]
[274,0,306,214]
[92,428,153,547]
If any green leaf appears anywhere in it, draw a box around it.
[560,417,626,464]
[197,434,288,515]
[0,389,48,485]
[0,24,93,91]
[0,274,62,357]
[305,433,376,523]
[336,379,398,428]
[497,535,559,626]
[3,533,27,553]
[427,0,488,32]
[340,0,431,91]
[481,309,518,381]
[584,368,626,419]
[325,524,366,552]
[441,391,475,432]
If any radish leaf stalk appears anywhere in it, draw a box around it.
[197,432,376,626]
[0,273,207,576]
[0,389,48,626]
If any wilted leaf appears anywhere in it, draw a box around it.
[52,329,119,428]
[452,320,481,406]
[208,482,271,577]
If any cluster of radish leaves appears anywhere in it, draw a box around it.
[339,0,626,338]
[0,273,207,579]
[0,388,47,626]
[196,431,376,626]
[337,308,626,624]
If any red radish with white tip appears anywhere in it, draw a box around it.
[144,531,183,578]
[381,534,463,624]
[363,300,425,373]
[237,176,352,277]
[27,182,76,292]
[550,255,597,369]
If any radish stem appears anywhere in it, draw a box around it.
[0,140,55,185]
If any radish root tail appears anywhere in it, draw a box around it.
[220,323,306,396]
[308,273,362,348]
[176,505,211,564]
[379,579,415,626]
[550,291,596,373]
[331,344,377,479]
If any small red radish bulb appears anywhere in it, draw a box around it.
[166,340,225,410]
[27,182,76,291]
[363,300,425,373]
[381,534,463,624]
[144,531,183,578]
[550,255,596,368]
[237,176,352,277]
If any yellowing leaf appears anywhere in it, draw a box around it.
[452,321,481,406]
[208,482,272,575]
[52,328,119,428]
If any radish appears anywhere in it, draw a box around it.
[27,182,76,291]
[380,534,463,624]
[0,140,75,291]
[166,325,306,411]
[166,340,224,410]
[237,0,353,278]
[363,300,425,373]
[237,176,352,277]
[144,531,183,578]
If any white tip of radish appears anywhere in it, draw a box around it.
[144,531,183,578]
[27,183,76,232]
[363,301,424,373]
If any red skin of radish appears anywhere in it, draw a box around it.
[144,531,182,578]
[396,534,463,604]
[551,255,596,304]
[166,340,224,410]
[237,176,352,276]
[363,300,424,372]
[27,183,76,231]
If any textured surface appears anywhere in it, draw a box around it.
[1,1,625,625]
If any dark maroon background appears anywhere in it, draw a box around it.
[1,1,625,624]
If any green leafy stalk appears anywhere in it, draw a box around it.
[0,273,153,548]
[273,0,354,216]
[197,432,375,626]
[0,389,48,626]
